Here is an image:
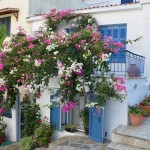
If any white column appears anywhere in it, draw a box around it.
[141,0,150,80]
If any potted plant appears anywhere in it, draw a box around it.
[79,108,89,135]
[19,136,38,150]
[0,115,7,144]
[140,95,150,117]
[64,124,76,133]
[34,116,55,147]
[129,105,147,126]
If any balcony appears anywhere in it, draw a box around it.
[109,50,145,77]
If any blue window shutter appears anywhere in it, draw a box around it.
[88,94,104,143]
[121,0,133,4]
[66,27,77,33]
[50,94,61,130]
[99,26,105,39]
[99,25,127,63]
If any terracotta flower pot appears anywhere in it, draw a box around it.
[129,114,144,126]
[127,64,139,77]
[0,135,5,145]
[140,105,150,117]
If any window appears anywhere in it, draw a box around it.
[0,17,11,36]
[99,24,127,63]
[121,0,133,4]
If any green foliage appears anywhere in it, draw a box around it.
[0,116,7,137]
[124,36,142,45]
[22,102,41,137]
[79,108,89,128]
[64,124,76,132]
[129,105,147,116]
[0,9,125,109]
[19,136,37,150]
[0,25,7,48]
[140,95,150,106]
[34,117,55,147]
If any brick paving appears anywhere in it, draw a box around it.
[0,135,109,150]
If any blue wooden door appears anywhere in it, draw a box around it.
[88,94,104,143]
[50,93,61,130]
[99,24,127,63]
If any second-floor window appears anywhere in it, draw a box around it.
[0,17,11,36]
[121,0,133,4]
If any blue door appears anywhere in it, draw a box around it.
[50,91,61,130]
[99,24,127,63]
[88,94,104,143]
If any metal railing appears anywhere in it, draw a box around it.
[109,50,145,77]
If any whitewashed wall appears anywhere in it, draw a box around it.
[104,77,147,140]
[36,76,60,121]
[3,104,18,141]
[28,2,150,141]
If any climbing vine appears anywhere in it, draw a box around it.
[0,8,126,110]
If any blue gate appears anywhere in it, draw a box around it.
[88,94,104,143]
[50,90,61,130]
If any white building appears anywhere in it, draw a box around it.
[25,0,150,142]
[1,0,150,144]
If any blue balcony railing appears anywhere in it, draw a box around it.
[109,50,145,77]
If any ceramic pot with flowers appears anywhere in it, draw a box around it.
[140,96,150,117]
[129,105,147,126]
[127,64,139,77]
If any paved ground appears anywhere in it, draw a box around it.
[47,135,109,150]
[0,135,109,150]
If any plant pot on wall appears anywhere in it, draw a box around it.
[0,134,5,144]
[127,64,139,77]
[140,105,150,117]
[129,114,144,126]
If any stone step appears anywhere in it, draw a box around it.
[108,142,145,150]
[112,118,150,150]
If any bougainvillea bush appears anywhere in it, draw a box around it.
[0,8,126,110]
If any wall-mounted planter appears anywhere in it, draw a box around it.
[127,64,139,77]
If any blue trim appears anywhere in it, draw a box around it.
[121,0,133,4]
[89,107,104,143]
[50,94,61,130]
[99,24,127,63]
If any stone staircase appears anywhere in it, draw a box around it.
[108,118,150,150]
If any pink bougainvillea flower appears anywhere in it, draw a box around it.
[75,69,83,75]
[44,39,51,44]
[0,107,5,115]
[86,25,92,30]
[26,36,35,42]
[62,103,71,112]
[0,85,6,92]
[17,79,22,83]
[62,102,77,112]
[75,44,80,50]
[26,75,29,80]
[0,63,4,70]
[69,102,77,109]
[28,43,34,49]
[38,59,42,64]
[115,77,125,84]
